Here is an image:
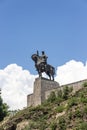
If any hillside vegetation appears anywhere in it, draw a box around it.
[0,82,87,130]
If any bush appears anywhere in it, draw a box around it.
[80,93,84,98]
[56,97,63,105]
[76,122,87,130]
[68,111,73,120]
[75,109,83,118]
[62,86,69,100]
[50,121,57,130]
[67,97,78,109]
[58,117,66,130]
[80,97,87,103]
[56,105,64,113]
[47,91,56,103]
[83,105,87,114]
[57,89,63,98]
[83,82,87,87]
[81,97,87,103]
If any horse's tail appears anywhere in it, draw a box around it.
[53,67,55,75]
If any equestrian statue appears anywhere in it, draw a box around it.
[31,51,55,80]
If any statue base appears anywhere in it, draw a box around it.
[27,77,60,107]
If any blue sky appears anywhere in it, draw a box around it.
[1,0,87,109]
[0,0,87,74]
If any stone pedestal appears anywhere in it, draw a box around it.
[27,77,59,107]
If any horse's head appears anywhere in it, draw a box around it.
[31,54,38,63]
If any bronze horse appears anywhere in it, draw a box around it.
[31,53,55,80]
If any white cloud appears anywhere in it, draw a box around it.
[0,60,87,110]
[55,60,87,85]
[0,64,37,110]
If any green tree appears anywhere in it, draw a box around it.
[0,95,9,121]
[62,86,69,100]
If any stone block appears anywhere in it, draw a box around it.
[27,77,59,107]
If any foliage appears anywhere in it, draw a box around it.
[47,86,73,104]
[83,82,87,87]
[80,97,87,103]
[56,105,65,113]
[50,121,57,130]
[68,111,73,120]
[24,120,47,130]
[47,91,56,103]
[62,86,70,100]
[1,83,87,130]
[74,109,83,118]
[83,105,87,114]
[76,122,87,130]
[67,97,78,109]
[0,96,9,122]
[58,117,66,130]
[57,89,62,98]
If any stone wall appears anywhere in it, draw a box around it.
[61,79,87,92]
[45,79,87,99]
[27,94,34,106]
[27,78,87,107]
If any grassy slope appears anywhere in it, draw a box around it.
[0,84,87,130]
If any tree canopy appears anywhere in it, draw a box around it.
[0,94,9,121]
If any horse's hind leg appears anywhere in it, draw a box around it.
[50,75,51,80]
[52,75,54,81]
[49,74,51,80]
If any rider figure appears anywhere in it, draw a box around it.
[36,51,48,67]
[41,51,48,66]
